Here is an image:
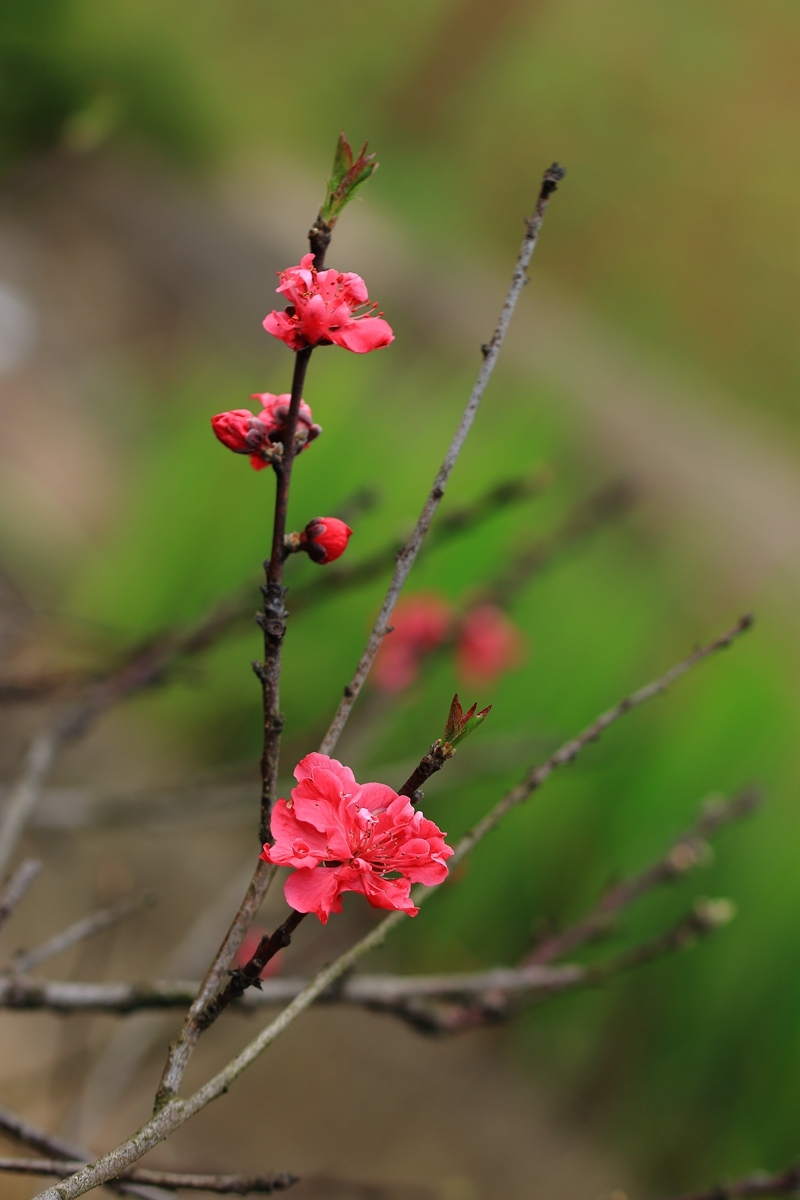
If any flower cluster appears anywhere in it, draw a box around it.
[264,254,394,354]
[211,393,321,470]
[260,753,453,922]
[373,593,525,691]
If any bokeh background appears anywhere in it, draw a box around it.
[1,2,799,1198]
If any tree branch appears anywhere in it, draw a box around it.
[666,1164,800,1200]
[0,1159,297,1195]
[10,893,155,974]
[528,787,760,965]
[318,163,565,757]
[448,615,753,872]
[31,614,752,1200]
[0,858,41,930]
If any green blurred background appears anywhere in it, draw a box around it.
[1,0,800,1193]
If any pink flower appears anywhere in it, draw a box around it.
[211,393,320,470]
[456,604,525,686]
[373,593,454,692]
[263,254,394,354]
[301,516,353,564]
[260,753,453,923]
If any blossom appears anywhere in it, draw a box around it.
[211,393,320,470]
[263,254,394,354]
[373,593,454,692]
[456,603,525,685]
[260,753,453,923]
[301,516,353,564]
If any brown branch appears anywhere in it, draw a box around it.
[481,478,636,609]
[151,208,333,1115]
[0,858,41,930]
[0,1158,297,1194]
[318,163,565,757]
[287,465,553,616]
[528,787,761,965]
[196,909,306,1030]
[381,898,735,1035]
[11,893,156,974]
[30,614,755,1200]
[666,1164,800,1200]
[448,615,754,872]
[0,1103,173,1200]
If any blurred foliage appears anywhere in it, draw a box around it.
[5,0,800,1193]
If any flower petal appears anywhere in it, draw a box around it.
[284,867,343,924]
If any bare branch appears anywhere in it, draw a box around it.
[0,1104,172,1200]
[31,615,752,1200]
[319,164,565,757]
[666,1163,800,1200]
[448,614,753,873]
[0,858,41,930]
[0,728,62,880]
[0,1158,297,1194]
[11,893,156,974]
[528,787,760,965]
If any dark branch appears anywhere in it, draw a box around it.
[666,1164,800,1200]
[196,909,306,1030]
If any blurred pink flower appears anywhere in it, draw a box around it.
[260,752,453,923]
[263,254,394,353]
[373,593,454,692]
[457,604,525,685]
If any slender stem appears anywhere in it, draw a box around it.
[11,893,154,974]
[0,1159,297,1195]
[319,164,565,757]
[0,1104,170,1200]
[258,344,313,842]
[196,909,306,1030]
[0,729,61,880]
[32,614,750,1200]
[527,787,760,965]
[0,858,41,931]
[666,1164,800,1200]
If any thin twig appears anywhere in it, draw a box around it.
[32,614,751,1200]
[0,1158,297,1194]
[0,858,41,930]
[448,615,753,873]
[384,898,735,1035]
[0,728,62,880]
[152,221,328,1112]
[528,787,761,965]
[11,893,156,974]
[0,467,552,707]
[196,909,306,1030]
[287,465,553,616]
[666,1164,800,1200]
[0,1104,172,1200]
[319,163,565,757]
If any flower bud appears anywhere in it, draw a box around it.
[301,517,353,564]
[211,393,321,470]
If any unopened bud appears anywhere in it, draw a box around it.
[211,393,320,470]
[301,517,353,564]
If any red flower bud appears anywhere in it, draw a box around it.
[211,393,321,470]
[301,517,353,564]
